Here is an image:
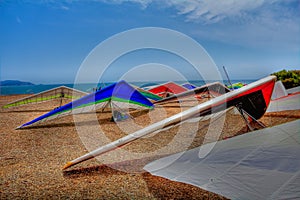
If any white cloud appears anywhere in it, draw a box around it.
[99,0,152,9]
[60,5,70,10]
[112,0,299,50]
[16,16,22,24]
[42,0,298,26]
[166,0,266,23]
[34,0,300,50]
[97,0,286,23]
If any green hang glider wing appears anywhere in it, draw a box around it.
[3,86,88,109]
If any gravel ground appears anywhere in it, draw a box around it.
[0,94,299,199]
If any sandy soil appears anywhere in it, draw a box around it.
[0,94,299,199]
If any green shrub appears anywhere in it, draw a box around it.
[271,69,300,89]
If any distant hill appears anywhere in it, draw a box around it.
[0,80,35,86]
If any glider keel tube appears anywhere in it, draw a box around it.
[63,106,200,169]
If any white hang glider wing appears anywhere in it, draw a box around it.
[144,119,300,200]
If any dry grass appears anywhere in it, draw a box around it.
[0,94,299,199]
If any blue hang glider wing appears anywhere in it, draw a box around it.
[17,80,153,129]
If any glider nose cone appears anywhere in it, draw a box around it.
[63,161,73,170]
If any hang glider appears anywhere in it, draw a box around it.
[271,80,288,100]
[17,80,154,129]
[155,82,230,105]
[148,82,188,97]
[63,76,276,170]
[181,83,197,90]
[267,92,300,112]
[228,82,245,90]
[131,84,163,101]
[144,119,300,200]
[3,86,88,109]
[286,85,300,94]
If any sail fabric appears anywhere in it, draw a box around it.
[131,84,163,101]
[271,81,288,100]
[155,82,230,105]
[144,119,300,200]
[17,80,154,129]
[228,82,245,90]
[138,90,163,101]
[286,85,300,94]
[182,83,197,90]
[3,86,88,109]
[148,82,188,97]
[267,93,300,112]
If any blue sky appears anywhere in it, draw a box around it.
[0,0,299,84]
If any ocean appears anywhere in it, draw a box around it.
[0,80,256,95]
